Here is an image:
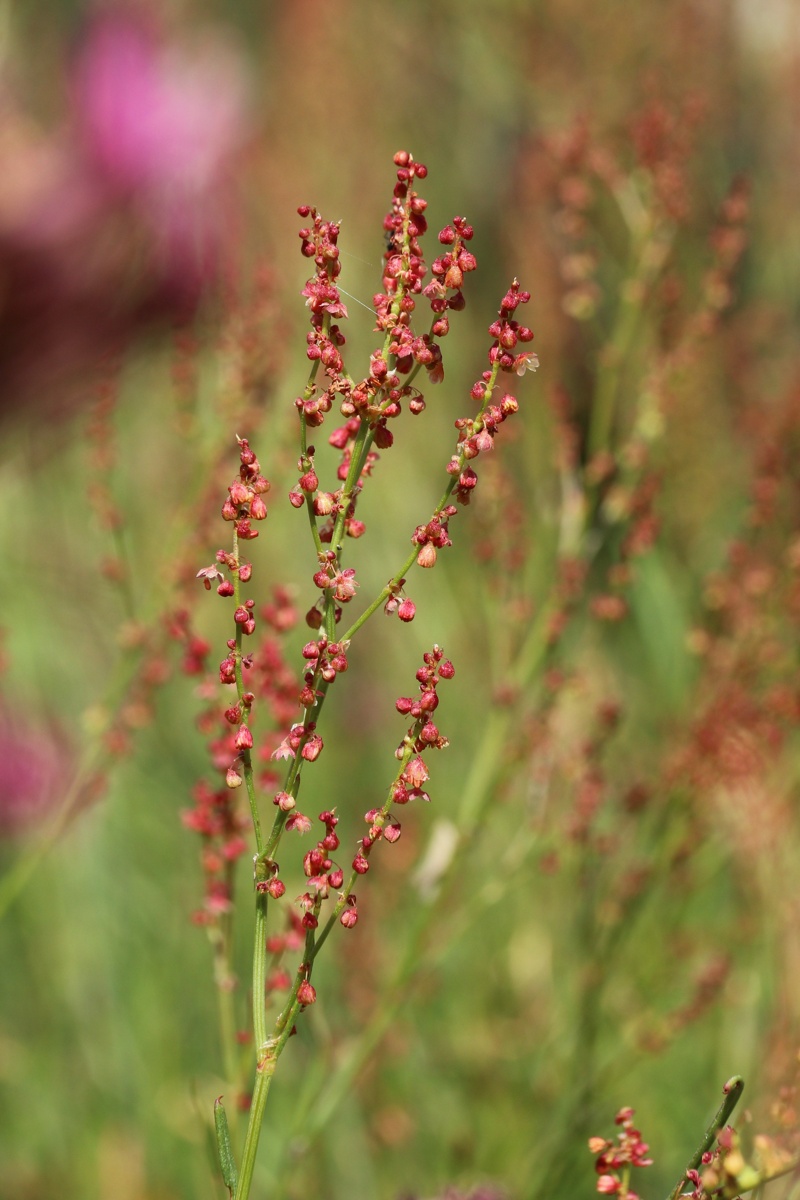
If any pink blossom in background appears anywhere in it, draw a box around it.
[0,5,250,415]
[0,714,67,837]
[70,6,250,306]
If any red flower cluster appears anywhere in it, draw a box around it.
[219,436,270,543]
[292,152,496,563]
[589,1107,653,1199]
[297,810,345,929]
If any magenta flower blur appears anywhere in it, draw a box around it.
[71,7,250,305]
[0,6,249,414]
[0,716,66,837]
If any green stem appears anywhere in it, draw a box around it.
[298,900,429,1146]
[252,892,269,1051]
[587,192,672,463]
[587,271,645,462]
[666,1077,745,1200]
[339,544,419,643]
[233,1053,277,1200]
[231,526,264,856]
[109,523,138,623]
[570,849,602,1135]
[210,892,241,1105]
[232,948,312,1200]
[229,890,272,1200]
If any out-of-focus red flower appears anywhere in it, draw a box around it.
[0,5,250,416]
[71,6,249,307]
[0,712,68,837]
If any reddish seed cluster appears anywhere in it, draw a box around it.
[290,155,536,631]
[381,286,537,598]
[290,436,373,548]
[292,161,423,545]
[392,645,454,786]
[292,152,490,556]
[298,632,349,704]
[346,647,454,891]
[297,208,347,386]
[589,1107,653,1199]
[412,509,456,568]
[275,648,453,936]
[186,435,308,919]
[374,150,430,335]
[271,721,323,764]
[181,614,303,912]
[377,201,477,388]
[487,280,536,376]
[376,201,477,387]
[296,810,345,926]
[428,215,476,308]
[219,436,270,542]
[311,552,359,603]
[435,282,536,509]
[447,391,522,506]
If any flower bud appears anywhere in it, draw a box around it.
[302,735,323,762]
[235,725,253,751]
[397,598,417,622]
[297,981,317,1006]
[416,544,437,569]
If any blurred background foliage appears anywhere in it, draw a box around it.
[1,1,800,1199]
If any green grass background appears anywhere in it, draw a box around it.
[1,2,799,1198]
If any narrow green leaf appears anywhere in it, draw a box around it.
[214,1096,239,1196]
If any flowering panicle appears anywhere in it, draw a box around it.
[292,152,519,583]
[406,283,535,577]
[342,646,455,917]
[185,151,535,1200]
[185,437,274,906]
[264,645,455,954]
[451,282,534,497]
[294,157,538,653]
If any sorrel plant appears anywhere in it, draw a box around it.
[186,151,537,1198]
